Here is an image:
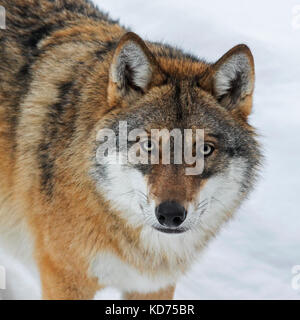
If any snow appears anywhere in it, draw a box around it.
[1,0,300,300]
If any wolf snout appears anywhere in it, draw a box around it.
[155,201,187,228]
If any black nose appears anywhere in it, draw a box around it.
[155,201,187,228]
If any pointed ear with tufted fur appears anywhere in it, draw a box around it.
[108,32,165,107]
[203,44,255,119]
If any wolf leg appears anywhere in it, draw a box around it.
[123,285,175,300]
[37,251,100,300]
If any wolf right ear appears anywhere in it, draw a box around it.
[108,32,165,108]
[203,44,255,119]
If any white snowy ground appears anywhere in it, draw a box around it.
[1,0,300,300]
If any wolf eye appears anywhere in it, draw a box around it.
[200,143,215,157]
[141,139,155,153]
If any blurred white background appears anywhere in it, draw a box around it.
[1,0,300,299]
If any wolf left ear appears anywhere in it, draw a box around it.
[108,32,165,107]
[203,44,255,119]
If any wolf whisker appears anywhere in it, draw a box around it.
[118,190,135,197]
[196,199,208,210]
[135,190,148,200]
[211,196,227,210]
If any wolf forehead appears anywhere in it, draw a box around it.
[103,82,256,156]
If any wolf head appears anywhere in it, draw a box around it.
[93,32,261,237]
